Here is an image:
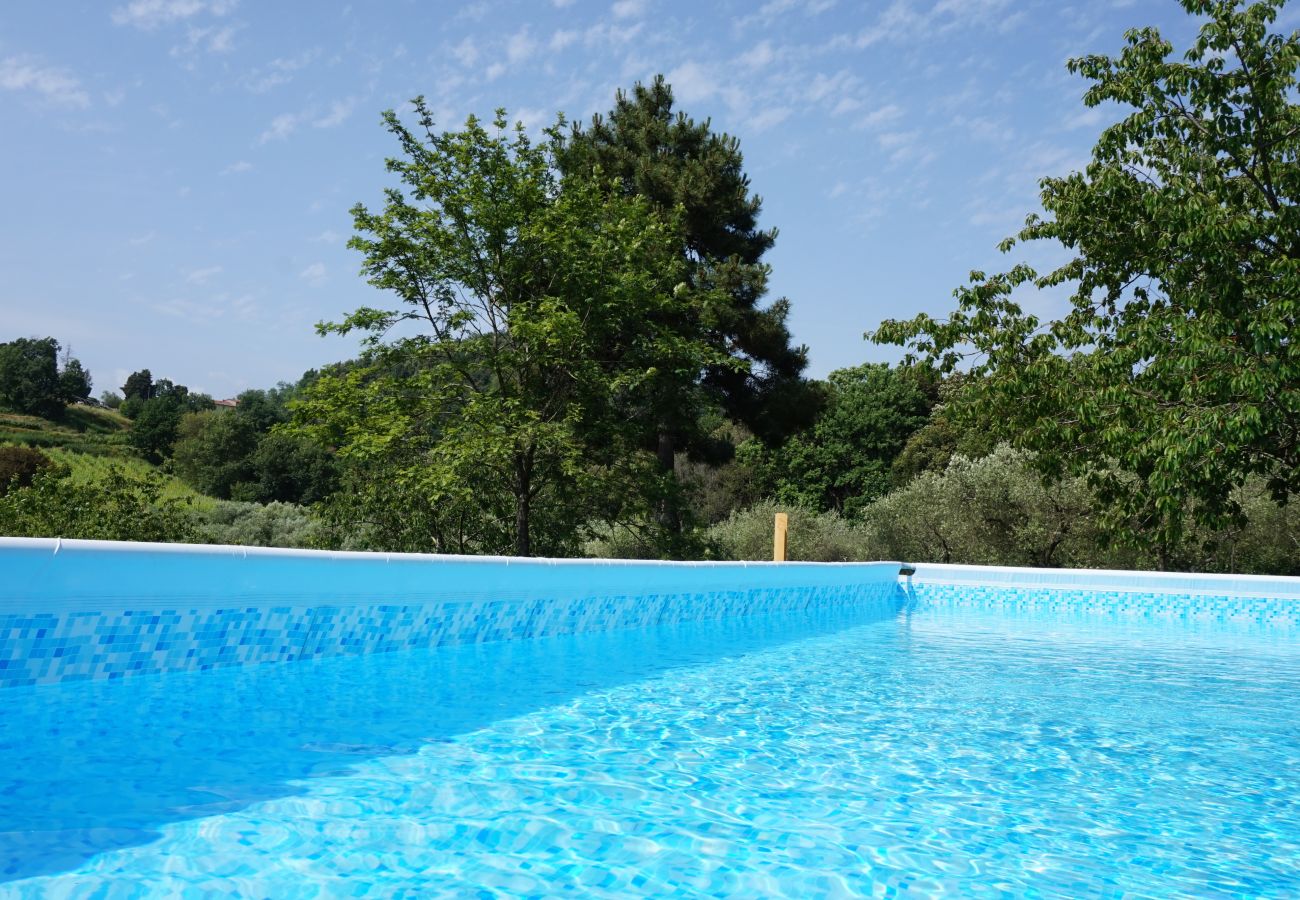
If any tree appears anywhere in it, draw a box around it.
[126,386,213,463]
[295,103,717,556]
[58,357,92,404]
[171,410,260,497]
[746,364,936,516]
[874,0,1300,562]
[122,369,153,401]
[0,337,62,418]
[0,465,199,543]
[0,447,54,497]
[560,77,815,528]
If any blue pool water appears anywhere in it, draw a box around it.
[2,592,1299,897]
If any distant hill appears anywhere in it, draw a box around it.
[0,404,131,456]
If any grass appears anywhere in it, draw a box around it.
[1,404,215,509]
[0,405,131,456]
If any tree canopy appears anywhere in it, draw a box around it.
[294,103,723,556]
[560,77,815,528]
[874,0,1300,560]
[0,337,92,418]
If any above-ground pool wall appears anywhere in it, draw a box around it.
[0,538,903,688]
[904,562,1300,626]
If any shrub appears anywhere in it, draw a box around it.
[0,446,54,496]
[189,499,327,548]
[0,466,200,542]
[706,499,871,562]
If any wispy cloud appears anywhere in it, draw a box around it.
[111,0,237,30]
[220,160,253,175]
[0,57,90,107]
[313,98,355,128]
[611,0,648,19]
[242,50,318,92]
[184,264,223,285]
[299,262,327,285]
[258,111,303,143]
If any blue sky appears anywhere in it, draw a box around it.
[0,0,1234,399]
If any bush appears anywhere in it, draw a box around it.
[706,499,872,562]
[189,499,327,548]
[0,446,54,496]
[0,466,200,542]
[858,445,1113,568]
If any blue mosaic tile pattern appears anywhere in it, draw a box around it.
[0,582,902,688]
[907,581,1300,628]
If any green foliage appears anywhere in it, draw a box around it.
[0,337,62,418]
[561,76,815,530]
[100,390,123,409]
[873,0,1300,561]
[889,377,999,486]
[171,410,260,497]
[861,445,1118,568]
[0,466,200,542]
[859,444,1300,574]
[297,101,716,556]
[705,499,870,562]
[189,499,326,548]
[121,369,153,403]
[58,358,92,404]
[0,446,54,496]
[125,386,214,463]
[744,364,936,515]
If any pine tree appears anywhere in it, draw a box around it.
[561,77,815,530]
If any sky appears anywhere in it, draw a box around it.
[0,0,1245,400]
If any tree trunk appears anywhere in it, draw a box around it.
[514,449,532,557]
[656,429,680,532]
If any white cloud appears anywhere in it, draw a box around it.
[552,0,576,6]
[748,106,792,132]
[185,264,222,285]
[0,57,90,107]
[313,98,355,128]
[311,230,342,243]
[220,160,253,175]
[549,30,579,52]
[664,61,717,104]
[111,0,236,30]
[258,111,303,143]
[739,40,776,69]
[299,262,327,285]
[485,61,507,80]
[856,103,903,130]
[611,0,648,18]
[451,37,479,67]
[506,28,537,64]
[258,98,354,142]
[849,0,1014,48]
[129,231,157,246]
[243,50,319,93]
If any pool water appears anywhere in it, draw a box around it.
[2,594,1298,897]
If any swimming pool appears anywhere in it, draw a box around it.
[2,543,1298,897]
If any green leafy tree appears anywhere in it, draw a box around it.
[874,0,1300,563]
[121,369,153,402]
[171,410,261,497]
[0,446,54,496]
[295,103,718,556]
[126,386,213,463]
[746,364,936,516]
[0,337,62,418]
[561,77,815,528]
[58,357,93,404]
[0,466,199,542]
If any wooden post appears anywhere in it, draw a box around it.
[773,512,788,562]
